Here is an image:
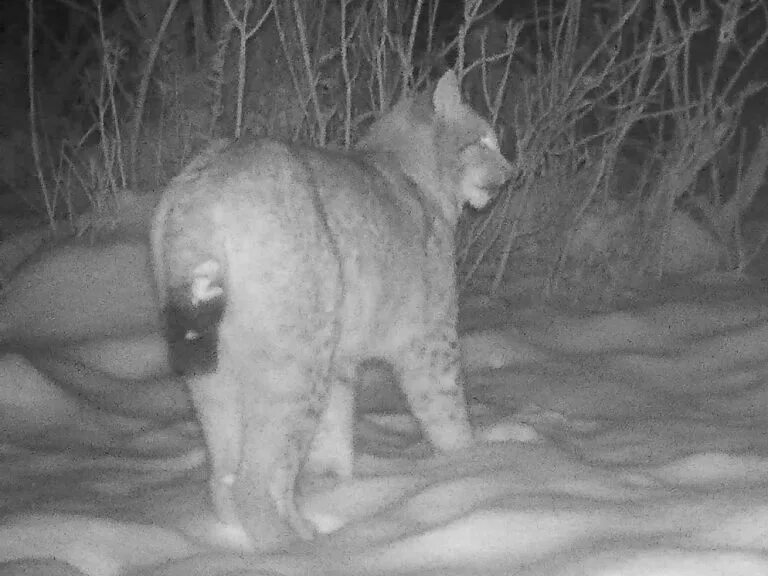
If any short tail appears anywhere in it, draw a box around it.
[150,191,227,376]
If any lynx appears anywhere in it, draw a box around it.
[150,71,513,548]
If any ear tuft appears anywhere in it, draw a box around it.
[432,71,462,118]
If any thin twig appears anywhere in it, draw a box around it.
[128,0,181,186]
[27,0,55,229]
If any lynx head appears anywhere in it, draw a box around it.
[359,70,513,225]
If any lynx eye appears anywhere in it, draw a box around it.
[480,133,499,151]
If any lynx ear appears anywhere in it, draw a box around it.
[433,71,463,118]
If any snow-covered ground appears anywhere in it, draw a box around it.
[2,261,768,575]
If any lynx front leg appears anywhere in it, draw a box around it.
[396,334,474,452]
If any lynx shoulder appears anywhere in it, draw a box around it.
[150,71,512,548]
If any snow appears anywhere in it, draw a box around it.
[3,276,768,575]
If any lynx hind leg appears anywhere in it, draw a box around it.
[231,354,333,546]
[395,330,474,453]
[186,369,244,535]
[160,259,245,537]
[304,364,356,480]
[162,260,225,376]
